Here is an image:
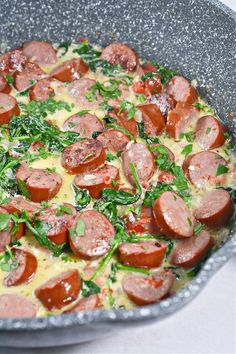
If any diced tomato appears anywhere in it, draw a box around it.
[132,81,145,94]
[104,175,110,182]
[158,172,175,183]
[133,224,145,233]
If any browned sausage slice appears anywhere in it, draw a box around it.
[166,102,199,140]
[0,49,28,74]
[0,206,12,252]
[29,78,54,101]
[165,75,198,104]
[150,143,175,161]
[0,93,20,124]
[194,189,234,227]
[68,78,103,109]
[169,230,213,268]
[74,164,119,198]
[69,210,115,260]
[37,203,77,245]
[35,269,81,310]
[153,191,194,238]
[118,241,167,268]
[0,75,11,94]
[3,248,37,286]
[111,109,138,137]
[122,142,155,187]
[122,269,175,306]
[63,113,104,138]
[50,58,89,82]
[97,128,130,152]
[64,294,101,313]
[61,139,106,174]
[101,43,137,71]
[148,92,176,118]
[138,104,165,136]
[141,62,157,74]
[16,163,62,202]
[3,196,39,217]
[125,206,160,235]
[13,62,45,92]
[0,294,37,318]
[183,151,227,188]
[23,40,57,65]
[195,115,226,149]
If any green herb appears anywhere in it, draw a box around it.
[103,115,116,124]
[181,144,193,156]
[118,100,137,120]
[187,217,193,226]
[194,223,204,235]
[135,94,146,103]
[92,131,102,139]
[77,109,90,116]
[18,89,29,96]
[0,212,12,231]
[143,182,173,206]
[17,179,30,198]
[180,131,195,143]
[73,185,91,211]
[110,262,150,282]
[138,122,159,144]
[82,280,101,297]
[141,62,177,85]
[58,41,71,56]
[85,80,121,101]
[216,164,229,176]
[106,153,117,162]
[111,179,117,187]
[206,127,211,135]
[192,102,214,114]
[61,255,76,263]
[0,246,18,272]
[75,219,85,236]
[165,240,174,259]
[55,205,73,216]
[152,144,173,171]
[5,75,14,85]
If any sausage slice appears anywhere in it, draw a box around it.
[195,115,226,149]
[101,43,137,71]
[61,139,106,174]
[138,104,165,136]
[68,78,103,109]
[35,269,81,310]
[0,75,11,94]
[166,102,199,140]
[23,40,57,65]
[64,294,101,313]
[0,93,20,124]
[16,163,62,202]
[63,113,104,138]
[69,210,115,260]
[165,75,198,104]
[111,109,138,137]
[37,203,77,245]
[125,206,160,235]
[3,196,39,217]
[13,62,45,92]
[3,248,37,286]
[0,294,37,318]
[118,241,167,268]
[122,269,175,306]
[169,230,213,268]
[0,49,28,74]
[194,189,234,227]
[183,151,227,188]
[74,164,119,198]
[148,92,176,119]
[122,142,155,187]
[97,128,130,152]
[29,78,54,101]
[153,191,194,238]
[50,58,89,82]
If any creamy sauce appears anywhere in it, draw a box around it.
[0,42,235,316]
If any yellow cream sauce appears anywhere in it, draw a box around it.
[0,43,235,316]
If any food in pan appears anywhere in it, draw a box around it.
[0,39,235,317]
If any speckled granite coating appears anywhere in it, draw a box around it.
[0,0,235,348]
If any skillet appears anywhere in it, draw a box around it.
[0,0,235,348]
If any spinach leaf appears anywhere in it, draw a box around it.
[82,280,101,297]
[73,185,91,211]
[0,246,18,272]
[0,212,12,231]
[138,122,159,144]
[58,41,71,56]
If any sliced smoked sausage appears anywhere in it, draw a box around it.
[69,210,115,260]
[122,142,155,187]
[166,102,199,140]
[195,115,226,149]
[148,92,176,118]
[68,78,103,109]
[0,294,37,318]
[61,139,106,174]
[13,62,45,92]
[153,191,194,238]
[29,78,54,101]
[35,269,81,310]
[97,128,130,152]
[0,75,11,94]
[3,248,37,286]
[0,93,20,124]
[50,58,89,82]
[138,103,165,136]
[111,109,138,137]
[64,294,101,313]
[101,43,137,71]
[0,49,28,74]
[3,196,39,217]
[194,189,234,227]
[183,151,227,188]
[169,230,213,268]
[36,203,77,245]
[122,269,175,306]
[23,40,57,65]
[125,206,160,235]
[63,113,104,138]
[118,241,166,268]
[16,163,62,202]
[165,75,198,104]
[74,164,119,198]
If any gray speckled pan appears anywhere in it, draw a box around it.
[0,0,235,348]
